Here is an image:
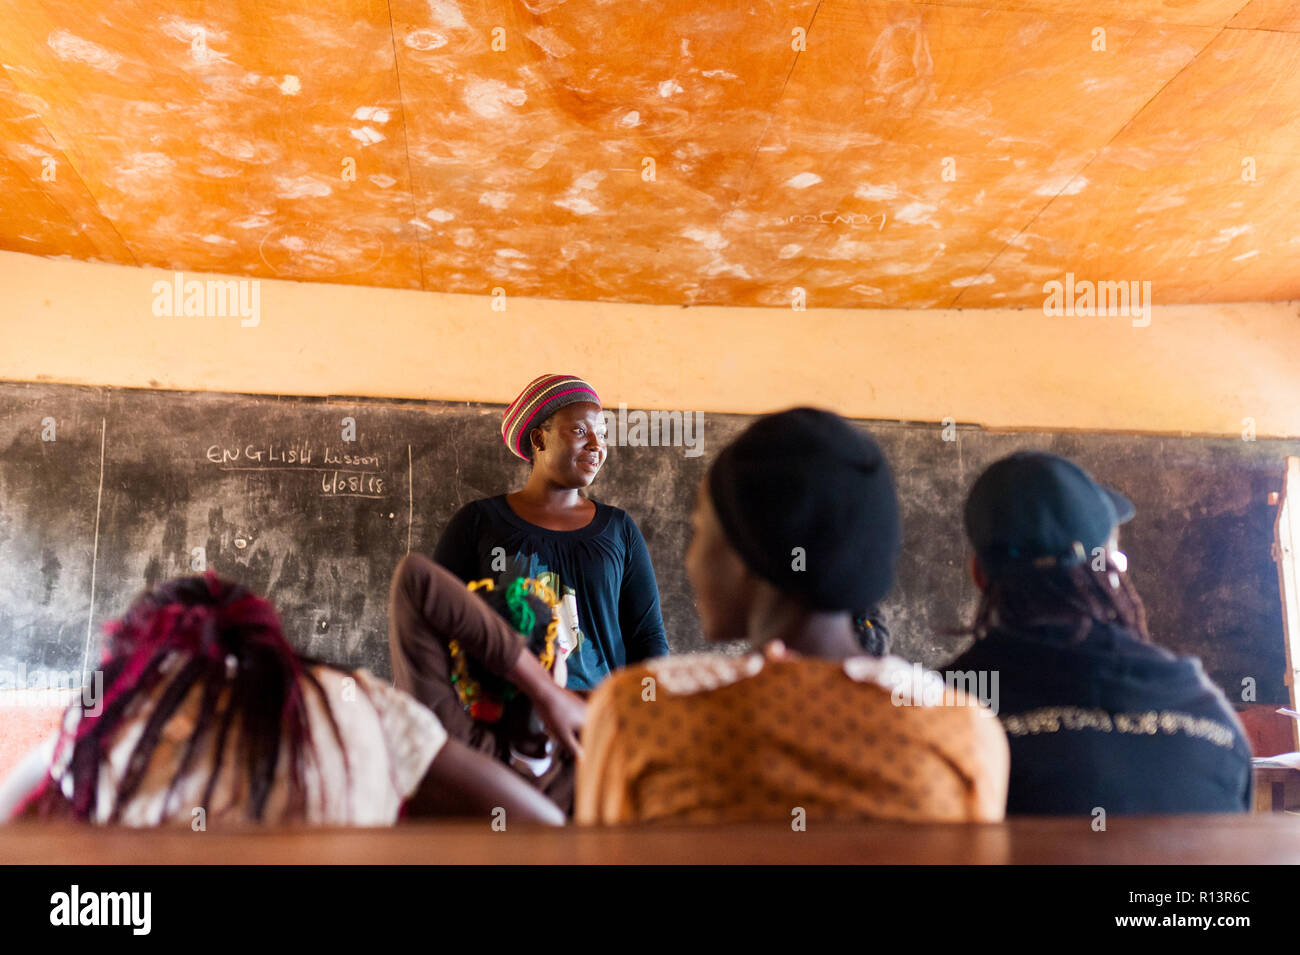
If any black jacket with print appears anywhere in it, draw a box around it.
[945,622,1253,816]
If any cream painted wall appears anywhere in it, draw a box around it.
[1,250,1297,438]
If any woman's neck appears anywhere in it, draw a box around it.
[748,600,862,660]
[512,474,586,509]
[506,477,595,531]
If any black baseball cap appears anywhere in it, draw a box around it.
[964,451,1135,572]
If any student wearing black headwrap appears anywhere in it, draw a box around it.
[576,408,1009,825]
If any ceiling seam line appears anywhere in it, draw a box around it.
[384,0,427,292]
[722,1,823,301]
[2,101,142,268]
[949,22,1227,308]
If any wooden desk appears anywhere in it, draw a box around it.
[1254,766,1300,812]
[1,814,1297,864]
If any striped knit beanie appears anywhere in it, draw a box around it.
[502,374,602,461]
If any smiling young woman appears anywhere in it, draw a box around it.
[426,374,669,694]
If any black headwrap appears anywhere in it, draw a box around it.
[707,407,901,612]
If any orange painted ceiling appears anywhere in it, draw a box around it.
[2,0,1299,308]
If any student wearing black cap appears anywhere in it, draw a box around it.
[576,408,1009,825]
[946,451,1253,815]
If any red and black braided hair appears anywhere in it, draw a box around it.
[21,572,346,824]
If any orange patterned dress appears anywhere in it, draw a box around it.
[576,652,1009,825]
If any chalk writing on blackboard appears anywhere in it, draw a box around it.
[204,442,387,498]
[320,472,385,498]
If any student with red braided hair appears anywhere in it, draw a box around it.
[0,573,563,826]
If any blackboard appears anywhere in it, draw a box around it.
[0,381,1294,704]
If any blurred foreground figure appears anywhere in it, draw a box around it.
[0,573,562,826]
[577,408,1008,825]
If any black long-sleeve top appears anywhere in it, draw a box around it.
[433,495,668,691]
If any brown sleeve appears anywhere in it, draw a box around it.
[387,553,526,756]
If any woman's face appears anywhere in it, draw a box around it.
[532,403,606,487]
[685,478,750,643]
